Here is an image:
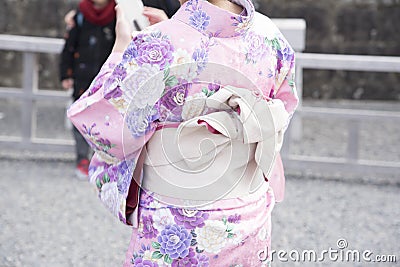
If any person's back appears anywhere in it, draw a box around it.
[60,0,116,179]
[61,0,181,179]
[146,1,297,112]
[127,0,298,202]
[60,0,116,100]
[67,0,299,265]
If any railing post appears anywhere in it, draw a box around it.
[21,52,38,144]
[346,119,359,162]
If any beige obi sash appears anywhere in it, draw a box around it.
[141,86,290,203]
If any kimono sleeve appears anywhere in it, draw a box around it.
[67,30,174,225]
[273,36,298,116]
[268,34,299,202]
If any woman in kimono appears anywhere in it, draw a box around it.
[68,0,298,265]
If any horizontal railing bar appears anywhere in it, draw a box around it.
[32,90,71,101]
[283,155,400,174]
[0,88,70,101]
[31,137,74,145]
[0,136,22,142]
[0,34,64,54]
[298,106,400,120]
[0,136,73,144]
[0,87,27,98]
[1,34,399,177]
[297,53,400,72]
[0,138,74,153]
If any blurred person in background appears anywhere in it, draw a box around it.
[60,0,117,179]
[64,0,180,29]
[61,0,179,179]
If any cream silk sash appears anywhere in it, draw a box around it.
[141,86,290,203]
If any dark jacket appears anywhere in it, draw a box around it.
[144,0,180,18]
[60,11,116,100]
[60,0,180,100]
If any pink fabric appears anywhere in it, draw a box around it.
[197,119,222,134]
[123,184,275,266]
[67,0,298,264]
[155,122,181,131]
[269,153,285,202]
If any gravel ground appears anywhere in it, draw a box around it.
[0,159,398,267]
[0,99,399,266]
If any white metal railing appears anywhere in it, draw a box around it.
[284,53,400,175]
[281,107,400,174]
[0,28,399,175]
[294,53,400,109]
[0,21,306,154]
[0,34,73,152]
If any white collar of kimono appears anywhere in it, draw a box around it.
[173,0,255,38]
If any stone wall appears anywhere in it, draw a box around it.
[0,0,399,99]
[257,0,400,100]
[0,0,79,89]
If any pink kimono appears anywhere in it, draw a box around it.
[68,0,298,265]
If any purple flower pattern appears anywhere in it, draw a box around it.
[192,48,208,73]
[122,41,139,63]
[91,159,134,196]
[276,58,283,73]
[157,224,192,259]
[227,214,241,224]
[171,248,198,267]
[160,81,190,117]
[196,254,210,267]
[116,159,134,195]
[244,31,269,64]
[103,63,127,100]
[189,10,210,31]
[104,85,122,100]
[171,209,209,229]
[113,62,128,78]
[132,257,159,267]
[140,191,155,206]
[81,123,115,153]
[277,43,294,63]
[141,215,159,239]
[135,33,175,69]
[106,165,118,181]
[207,82,220,92]
[81,123,99,148]
[87,79,103,96]
[126,105,159,138]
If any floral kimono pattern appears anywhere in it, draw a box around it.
[126,184,275,267]
[67,0,298,265]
